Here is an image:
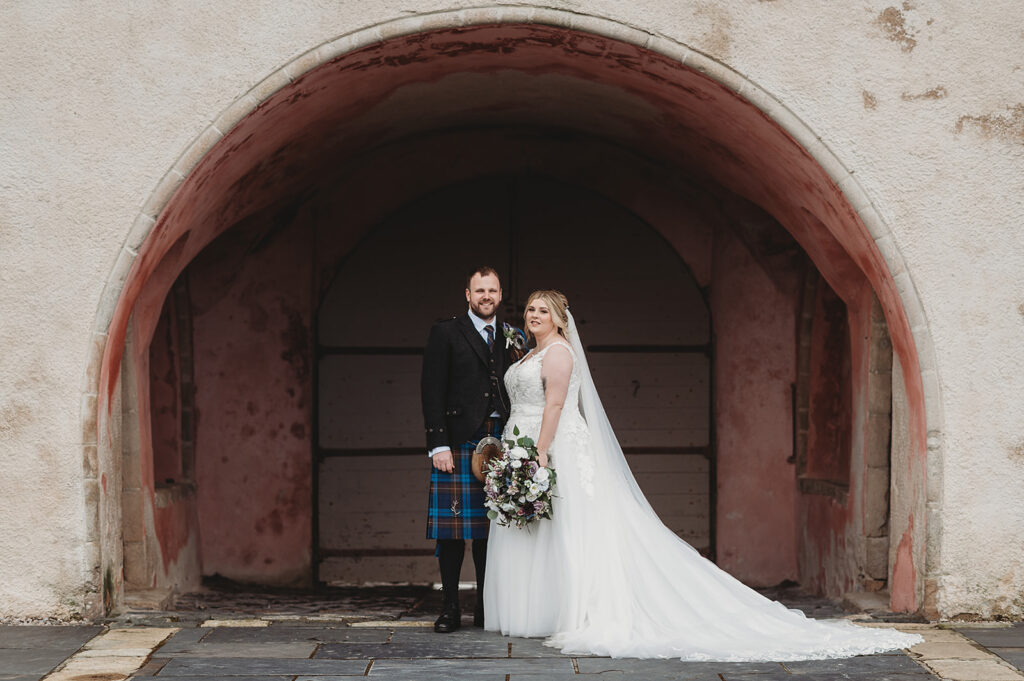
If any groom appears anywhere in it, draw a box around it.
[422,266,518,633]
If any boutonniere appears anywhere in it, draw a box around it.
[502,322,528,361]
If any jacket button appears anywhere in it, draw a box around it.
[484,392,489,397]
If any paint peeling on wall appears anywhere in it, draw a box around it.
[902,86,947,101]
[955,104,1024,144]
[874,5,918,52]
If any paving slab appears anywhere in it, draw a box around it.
[46,654,149,681]
[910,641,991,659]
[0,648,70,674]
[0,676,43,681]
[158,641,319,658]
[132,677,294,681]
[922,658,1024,680]
[507,637,580,658]
[954,624,1024,647]
[727,674,929,681]
[202,626,388,644]
[993,649,1024,671]
[388,628,502,643]
[156,628,212,652]
[368,658,574,676]
[318,637,510,659]
[577,656,784,676]
[364,674,505,681]
[507,675,644,681]
[128,656,170,676]
[158,657,370,676]
[784,652,926,675]
[0,626,102,648]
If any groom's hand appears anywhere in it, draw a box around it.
[432,450,454,473]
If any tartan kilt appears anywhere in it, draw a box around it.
[427,418,503,540]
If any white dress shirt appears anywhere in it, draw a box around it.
[428,309,500,457]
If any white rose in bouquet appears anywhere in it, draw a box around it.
[484,423,558,529]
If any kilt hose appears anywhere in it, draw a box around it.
[427,417,504,540]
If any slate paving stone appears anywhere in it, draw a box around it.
[783,653,928,675]
[202,626,388,644]
[369,658,574,676]
[323,636,512,659]
[313,644,393,660]
[726,672,934,681]
[388,628,502,642]
[991,648,1024,670]
[133,678,294,681]
[160,641,320,658]
[507,675,646,681]
[0,648,73,675]
[0,676,43,681]
[954,623,1024,647]
[507,637,578,658]
[0,625,102,648]
[577,656,784,676]
[156,628,211,652]
[366,671,505,675]
[130,657,170,676]
[158,657,370,676]
[388,637,512,658]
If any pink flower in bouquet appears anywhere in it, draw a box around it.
[533,500,547,514]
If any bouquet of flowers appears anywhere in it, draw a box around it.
[483,425,557,529]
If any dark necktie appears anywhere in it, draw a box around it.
[484,324,494,351]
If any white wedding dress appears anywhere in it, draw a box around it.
[484,311,922,661]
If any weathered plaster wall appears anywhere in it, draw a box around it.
[0,1,1021,617]
[712,231,799,586]
[189,216,314,586]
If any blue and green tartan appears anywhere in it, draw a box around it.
[427,418,503,540]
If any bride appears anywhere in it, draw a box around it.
[483,290,923,661]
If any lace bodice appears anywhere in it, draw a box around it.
[504,341,583,417]
[503,340,592,494]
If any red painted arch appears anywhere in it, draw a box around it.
[98,22,927,609]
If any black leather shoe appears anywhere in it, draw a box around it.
[473,601,484,628]
[434,605,461,633]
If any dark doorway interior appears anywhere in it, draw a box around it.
[315,174,712,583]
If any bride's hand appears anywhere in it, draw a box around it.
[537,450,549,468]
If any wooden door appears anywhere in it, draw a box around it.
[316,175,711,584]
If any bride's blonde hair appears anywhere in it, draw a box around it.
[524,290,570,343]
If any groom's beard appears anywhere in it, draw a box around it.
[469,299,498,321]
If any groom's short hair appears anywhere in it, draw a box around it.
[466,266,501,288]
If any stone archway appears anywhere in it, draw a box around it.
[86,9,939,615]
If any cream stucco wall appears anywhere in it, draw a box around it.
[0,1,1021,619]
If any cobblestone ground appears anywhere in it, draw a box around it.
[3,584,1023,681]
